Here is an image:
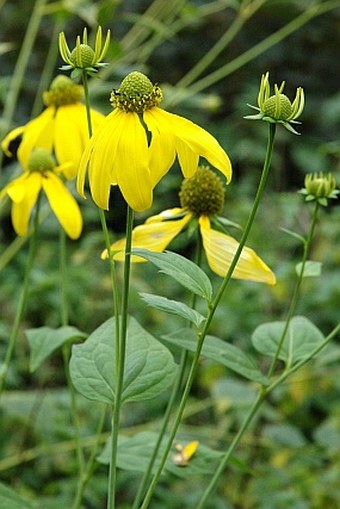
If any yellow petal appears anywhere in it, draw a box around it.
[78,108,121,208]
[144,110,176,187]
[42,172,83,239]
[103,212,191,262]
[1,126,25,156]
[145,207,187,224]
[199,216,276,285]
[17,108,55,168]
[148,108,232,183]
[10,173,42,236]
[5,174,28,203]
[113,112,153,211]
[54,103,104,179]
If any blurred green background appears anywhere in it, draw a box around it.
[0,1,339,508]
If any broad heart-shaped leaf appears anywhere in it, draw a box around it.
[163,328,269,386]
[0,482,33,509]
[25,326,86,372]
[251,315,325,366]
[70,316,176,405]
[140,293,205,328]
[97,431,225,479]
[132,249,213,303]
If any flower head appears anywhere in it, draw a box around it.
[59,26,110,78]
[77,71,232,212]
[245,72,305,135]
[1,75,104,179]
[299,172,339,206]
[103,167,275,285]
[0,148,82,239]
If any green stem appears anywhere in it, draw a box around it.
[81,68,123,509]
[175,0,266,90]
[71,405,108,509]
[0,0,48,167]
[0,193,42,396]
[197,319,340,509]
[196,193,322,509]
[58,227,86,508]
[31,17,64,118]
[267,200,320,376]
[169,1,340,106]
[140,123,277,509]
[107,205,134,509]
[132,231,203,509]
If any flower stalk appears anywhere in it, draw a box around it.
[140,122,277,509]
[0,193,42,396]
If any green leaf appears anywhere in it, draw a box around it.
[295,260,322,277]
[70,316,176,404]
[25,326,86,372]
[251,316,325,366]
[97,431,225,478]
[132,249,213,302]
[0,482,33,509]
[163,328,269,385]
[140,293,205,328]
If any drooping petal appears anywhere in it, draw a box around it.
[103,211,192,261]
[17,108,55,167]
[77,108,121,209]
[148,108,232,183]
[113,112,153,211]
[5,174,28,203]
[42,172,83,239]
[144,110,176,187]
[199,216,276,285]
[54,103,104,179]
[145,207,187,223]
[1,126,25,156]
[10,173,42,236]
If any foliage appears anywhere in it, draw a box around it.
[0,1,339,508]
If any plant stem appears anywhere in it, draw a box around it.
[169,1,340,106]
[58,227,86,508]
[107,205,134,509]
[132,229,204,508]
[0,0,48,166]
[0,194,41,396]
[267,200,320,376]
[140,123,277,509]
[197,192,323,508]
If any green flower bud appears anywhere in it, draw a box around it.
[110,71,163,113]
[263,94,293,121]
[179,166,225,216]
[70,44,95,68]
[245,72,305,135]
[28,148,56,173]
[59,26,110,75]
[300,172,339,206]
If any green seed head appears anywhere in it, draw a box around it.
[70,44,95,67]
[263,94,293,121]
[28,148,56,173]
[110,71,163,113]
[43,75,83,107]
[179,166,225,216]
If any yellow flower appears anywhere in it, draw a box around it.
[103,167,276,285]
[77,71,232,212]
[0,149,82,239]
[1,76,104,179]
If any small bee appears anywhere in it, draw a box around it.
[172,440,199,467]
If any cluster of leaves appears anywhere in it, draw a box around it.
[0,1,339,508]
